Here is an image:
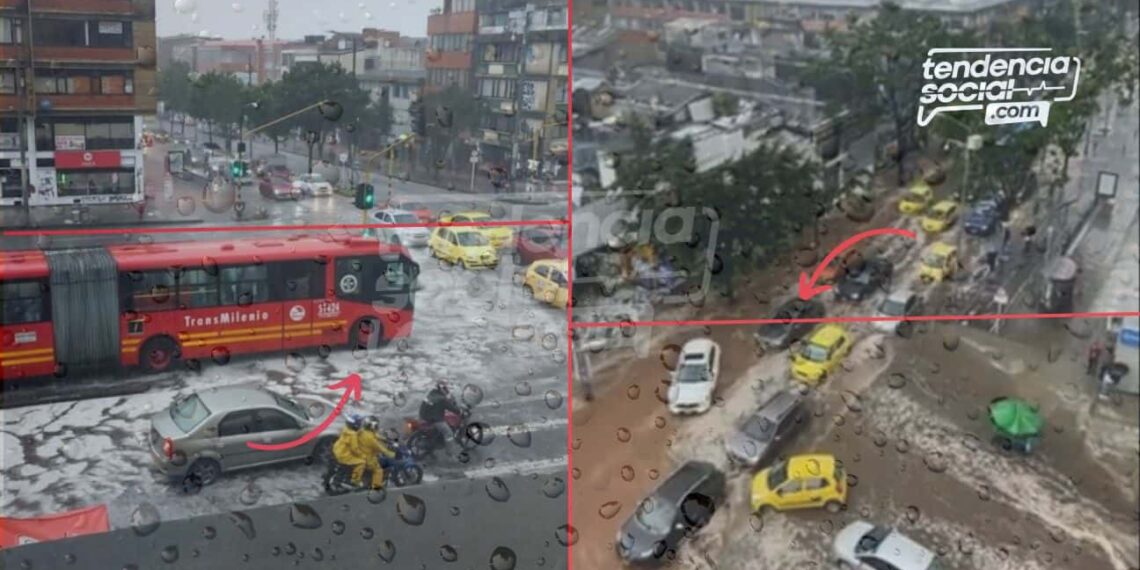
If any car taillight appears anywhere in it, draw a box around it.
[162,437,174,460]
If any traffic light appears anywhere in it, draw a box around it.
[410,100,426,137]
[354,183,375,210]
[230,160,243,178]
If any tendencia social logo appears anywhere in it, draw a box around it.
[917,48,1081,128]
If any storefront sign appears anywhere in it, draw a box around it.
[0,133,19,150]
[54,151,122,169]
[28,168,57,206]
[54,136,86,151]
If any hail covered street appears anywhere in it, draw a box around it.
[0,237,570,531]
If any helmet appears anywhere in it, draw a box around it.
[346,414,364,430]
[436,382,450,396]
[364,416,381,432]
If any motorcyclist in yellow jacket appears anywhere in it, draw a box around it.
[358,416,397,489]
[332,414,366,484]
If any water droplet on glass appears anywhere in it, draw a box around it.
[626,384,641,399]
[285,352,306,373]
[439,544,458,562]
[539,475,567,498]
[331,520,346,535]
[544,390,563,409]
[924,451,948,473]
[130,503,160,536]
[396,494,426,525]
[977,485,992,501]
[377,540,396,562]
[555,524,579,546]
[616,427,632,442]
[872,431,888,447]
[840,391,864,412]
[887,372,907,389]
[506,425,532,448]
[620,465,635,481]
[514,381,532,396]
[486,477,511,502]
[227,511,255,539]
[360,527,374,540]
[659,344,681,371]
[648,469,659,480]
[288,503,323,530]
[905,505,921,524]
[489,546,518,570]
[654,416,667,429]
[461,384,484,406]
[239,482,262,506]
[160,545,179,563]
[176,196,196,216]
[367,487,387,504]
[895,439,910,454]
[598,501,622,519]
[541,333,559,351]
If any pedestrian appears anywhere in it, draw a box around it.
[1087,340,1103,375]
[1022,224,1037,255]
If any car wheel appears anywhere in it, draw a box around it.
[406,433,432,459]
[758,505,775,518]
[140,336,179,373]
[824,500,843,514]
[183,459,221,493]
[308,437,335,466]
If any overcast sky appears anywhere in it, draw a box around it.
[157,0,434,40]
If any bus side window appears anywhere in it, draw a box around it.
[0,279,49,325]
[122,270,178,313]
[220,265,269,306]
[274,261,325,301]
[179,268,220,309]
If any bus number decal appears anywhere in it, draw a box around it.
[339,275,359,294]
[317,302,341,319]
[289,305,306,322]
[14,331,37,344]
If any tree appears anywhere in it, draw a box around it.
[812,2,970,186]
[157,60,194,132]
[422,84,484,176]
[712,93,739,117]
[275,62,373,158]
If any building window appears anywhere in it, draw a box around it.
[34,19,88,47]
[0,69,15,95]
[0,17,22,45]
[34,117,135,151]
[451,0,475,12]
[35,75,74,94]
[480,12,509,28]
[57,168,136,198]
[430,34,471,52]
[90,21,130,48]
[364,57,377,70]
[483,43,518,63]
[480,78,515,99]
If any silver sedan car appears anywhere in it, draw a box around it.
[833,520,944,570]
[149,385,341,491]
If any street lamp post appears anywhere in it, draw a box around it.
[936,113,983,254]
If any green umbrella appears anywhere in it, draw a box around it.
[988,398,1043,438]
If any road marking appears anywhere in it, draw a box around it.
[483,417,568,437]
[455,456,568,480]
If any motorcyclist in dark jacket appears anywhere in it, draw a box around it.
[419,383,464,452]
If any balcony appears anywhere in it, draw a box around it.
[477,62,518,77]
[36,93,137,111]
[425,51,471,70]
[427,12,477,35]
[486,100,516,115]
[32,46,137,63]
[0,0,135,14]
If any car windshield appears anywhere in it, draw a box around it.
[856,525,892,554]
[742,415,776,440]
[801,342,830,362]
[273,394,308,421]
[456,232,489,246]
[169,394,211,433]
[766,461,789,488]
[933,208,951,220]
[924,253,946,267]
[850,270,873,284]
[305,174,325,183]
[903,192,925,202]
[391,213,419,224]
[880,298,907,316]
[676,364,708,384]
[633,496,676,534]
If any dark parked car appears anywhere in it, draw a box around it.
[724,390,806,469]
[616,461,726,565]
[834,258,893,302]
[963,199,1004,236]
[513,227,566,266]
[754,299,825,351]
[258,175,297,200]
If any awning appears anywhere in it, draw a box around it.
[0,504,110,549]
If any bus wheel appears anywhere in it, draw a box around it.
[351,318,384,350]
[140,337,179,373]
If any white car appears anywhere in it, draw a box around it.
[292,173,333,197]
[833,521,943,570]
[873,289,924,334]
[667,339,721,415]
[374,208,430,247]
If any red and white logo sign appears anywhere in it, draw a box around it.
[54,150,122,169]
[289,305,306,322]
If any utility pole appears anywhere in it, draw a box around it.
[508,6,531,194]
[17,0,36,224]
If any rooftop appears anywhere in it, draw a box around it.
[758,0,1022,12]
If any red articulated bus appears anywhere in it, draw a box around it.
[0,234,419,380]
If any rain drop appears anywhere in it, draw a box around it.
[506,425,532,448]
[396,494,427,525]
[489,546,518,570]
[288,503,323,530]
[160,545,179,563]
[129,503,160,537]
[486,477,511,502]
[544,390,563,409]
[228,512,256,539]
[620,465,635,481]
[905,505,921,524]
[887,372,907,389]
[377,540,396,562]
[555,524,579,546]
[439,545,459,562]
[461,384,484,406]
[616,427,632,442]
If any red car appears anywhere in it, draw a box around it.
[258,175,298,200]
[387,196,433,223]
[513,227,566,266]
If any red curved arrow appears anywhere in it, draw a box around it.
[246,373,363,452]
[798,227,917,301]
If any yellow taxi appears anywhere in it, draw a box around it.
[921,200,960,233]
[751,454,847,514]
[919,242,959,284]
[897,181,933,215]
[523,258,570,308]
[438,211,514,249]
[428,227,499,269]
[790,324,853,385]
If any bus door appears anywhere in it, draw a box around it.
[0,277,56,379]
[45,249,120,373]
[213,264,284,357]
[277,261,325,351]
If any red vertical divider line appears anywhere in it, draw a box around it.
[565,2,575,568]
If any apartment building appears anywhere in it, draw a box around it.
[321,30,427,141]
[0,0,157,208]
[474,0,568,169]
[425,0,477,92]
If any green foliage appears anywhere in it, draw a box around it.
[157,60,193,115]
[712,93,740,117]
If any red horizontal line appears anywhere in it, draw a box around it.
[2,219,570,237]
[571,310,1140,328]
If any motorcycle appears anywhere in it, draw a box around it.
[403,405,480,459]
[323,440,424,496]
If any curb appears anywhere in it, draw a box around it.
[6,218,207,231]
